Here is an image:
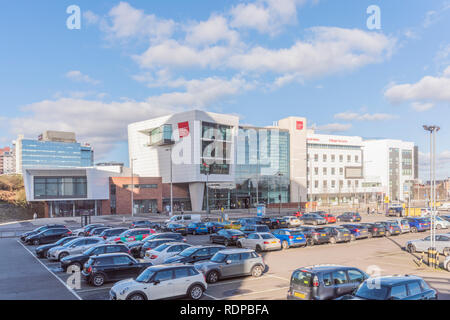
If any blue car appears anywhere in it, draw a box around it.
[405,218,430,233]
[272,228,306,249]
[205,222,225,234]
[340,224,370,240]
[186,222,209,235]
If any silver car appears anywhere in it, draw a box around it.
[194,248,265,284]
[406,233,450,256]
[237,232,281,252]
[445,255,450,271]
[47,237,105,261]
[388,219,411,233]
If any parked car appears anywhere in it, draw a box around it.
[186,222,209,235]
[271,228,307,249]
[72,224,104,237]
[139,238,179,259]
[144,232,187,243]
[405,217,430,233]
[283,216,302,227]
[222,220,242,230]
[376,221,401,237]
[317,212,337,224]
[130,220,161,229]
[237,218,258,226]
[315,227,352,244]
[237,232,281,252]
[386,206,403,217]
[194,249,265,284]
[47,237,105,261]
[165,214,201,225]
[337,275,437,300]
[210,229,246,246]
[112,228,155,243]
[300,213,327,226]
[240,224,270,236]
[162,223,188,236]
[164,245,226,264]
[89,226,112,237]
[254,217,273,229]
[19,224,66,242]
[24,227,72,245]
[441,215,450,223]
[35,236,78,258]
[359,223,386,237]
[336,212,362,222]
[435,216,450,229]
[270,217,289,229]
[287,265,369,300]
[60,243,129,271]
[205,222,225,234]
[340,224,370,240]
[296,226,331,246]
[109,264,207,300]
[85,224,107,237]
[387,219,411,233]
[406,233,450,256]
[81,253,153,287]
[101,228,129,240]
[445,255,450,271]
[144,242,192,265]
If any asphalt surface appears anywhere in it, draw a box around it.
[2,213,449,300]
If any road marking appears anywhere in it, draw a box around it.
[17,240,82,300]
[266,274,290,282]
[203,293,220,300]
[75,286,113,294]
[208,275,281,287]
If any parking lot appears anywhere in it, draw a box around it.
[1,213,449,300]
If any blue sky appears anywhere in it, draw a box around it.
[0,0,449,179]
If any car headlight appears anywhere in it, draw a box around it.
[119,287,130,295]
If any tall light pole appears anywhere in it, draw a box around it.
[165,147,173,216]
[130,157,137,217]
[277,172,283,215]
[423,125,440,267]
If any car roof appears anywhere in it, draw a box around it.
[370,275,423,286]
[92,252,131,259]
[145,263,195,271]
[295,264,357,273]
[218,248,255,254]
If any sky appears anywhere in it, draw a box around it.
[0,0,449,179]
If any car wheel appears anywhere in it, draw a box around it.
[306,238,314,247]
[188,284,204,300]
[350,235,356,242]
[407,244,416,253]
[33,239,40,246]
[412,227,418,233]
[237,241,242,248]
[255,245,262,253]
[91,273,105,287]
[210,237,214,243]
[337,218,341,222]
[78,232,85,237]
[313,221,317,226]
[436,224,442,230]
[207,270,219,284]
[282,240,289,249]
[193,230,197,235]
[58,252,69,261]
[127,293,145,300]
[368,233,373,239]
[251,265,263,278]
[224,239,230,247]
[329,237,336,244]
[443,248,450,257]
[385,231,391,237]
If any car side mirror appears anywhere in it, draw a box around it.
[226,260,232,264]
[128,261,134,266]
[153,280,160,285]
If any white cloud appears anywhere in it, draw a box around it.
[334,111,397,121]
[83,11,100,25]
[423,2,450,28]
[384,67,450,109]
[314,123,352,133]
[185,15,240,46]
[419,150,450,179]
[65,70,100,85]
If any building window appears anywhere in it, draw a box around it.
[339,180,343,188]
[347,180,351,187]
[34,176,87,199]
[331,168,335,175]
[339,155,343,162]
[323,167,327,175]
[314,167,319,175]
[331,155,335,162]
[323,154,327,162]
[314,181,319,188]
[355,155,359,163]
[331,180,336,188]
[347,155,351,162]
[314,154,318,162]
[123,184,158,189]
[339,167,343,175]
[355,180,359,188]
[323,180,327,188]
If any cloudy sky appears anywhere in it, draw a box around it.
[0,0,449,179]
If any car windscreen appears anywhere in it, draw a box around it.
[228,230,243,235]
[210,252,227,263]
[261,233,276,239]
[256,226,269,232]
[291,270,313,287]
[63,238,82,247]
[135,269,156,283]
[354,283,389,300]
[288,231,304,236]
[153,244,171,252]
[179,247,198,257]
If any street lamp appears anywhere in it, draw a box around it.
[203,162,211,215]
[130,157,137,217]
[423,125,440,267]
[165,146,173,217]
[276,172,283,215]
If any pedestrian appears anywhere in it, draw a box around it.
[367,207,370,215]
[33,212,37,220]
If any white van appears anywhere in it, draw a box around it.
[165,214,201,225]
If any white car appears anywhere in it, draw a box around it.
[283,216,301,227]
[109,264,207,300]
[144,242,192,265]
[435,216,450,229]
[445,255,450,271]
[237,232,281,252]
[388,219,411,233]
[47,237,104,261]
[406,233,450,256]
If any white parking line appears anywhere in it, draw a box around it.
[203,293,220,300]
[17,240,82,300]
[75,286,113,294]
[208,275,281,287]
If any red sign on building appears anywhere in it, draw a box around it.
[296,121,304,130]
[178,121,190,138]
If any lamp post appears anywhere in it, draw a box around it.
[203,162,211,215]
[130,157,137,217]
[423,125,440,267]
[165,146,173,216]
[276,172,283,215]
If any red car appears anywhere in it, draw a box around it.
[294,211,305,217]
[318,212,336,223]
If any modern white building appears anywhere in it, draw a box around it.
[363,139,417,202]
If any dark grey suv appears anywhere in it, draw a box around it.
[287,265,368,300]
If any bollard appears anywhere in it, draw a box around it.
[435,252,440,269]
[428,248,437,269]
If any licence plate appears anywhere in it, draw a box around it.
[321,234,326,236]
[380,232,384,234]
[294,292,305,299]
[271,241,277,244]
[343,234,349,236]
[296,237,302,240]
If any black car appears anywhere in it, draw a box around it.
[237,218,258,226]
[163,245,225,264]
[129,232,186,258]
[90,227,112,237]
[20,224,66,242]
[287,265,369,300]
[162,223,187,236]
[76,224,105,236]
[139,238,179,258]
[130,220,162,229]
[270,217,289,229]
[336,212,362,222]
[210,229,246,246]
[84,224,106,236]
[240,224,270,236]
[35,236,78,258]
[254,217,273,229]
[205,222,225,234]
[300,213,327,226]
[360,223,386,237]
[60,244,129,271]
[100,227,129,240]
[25,227,72,245]
[81,253,153,287]
[296,226,330,246]
[337,275,437,300]
[315,227,352,244]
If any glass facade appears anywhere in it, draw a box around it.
[200,121,232,175]
[148,124,173,146]
[34,176,87,199]
[20,139,93,170]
